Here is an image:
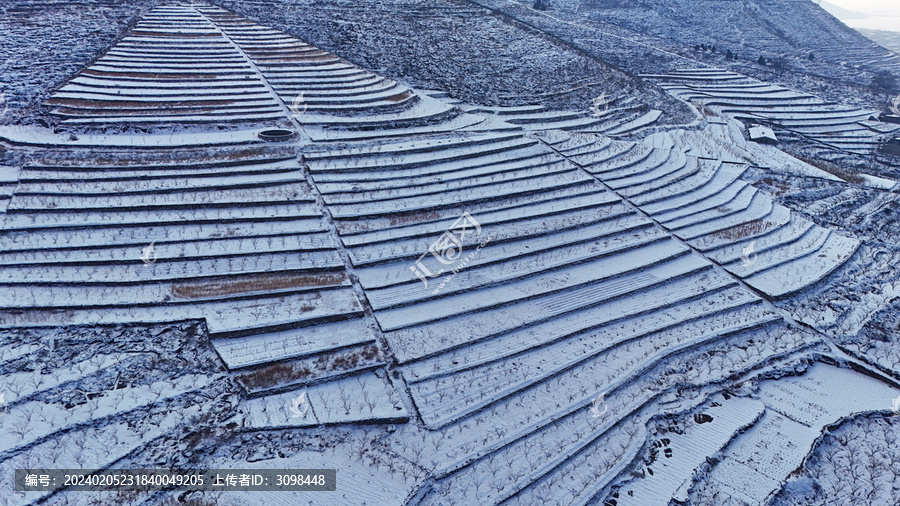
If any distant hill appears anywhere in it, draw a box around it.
[560,0,899,71]
[859,28,900,54]
[818,1,867,20]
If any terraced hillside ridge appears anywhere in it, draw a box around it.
[541,129,861,298]
[209,0,695,122]
[302,121,858,505]
[451,99,662,137]
[46,8,285,125]
[43,3,455,130]
[644,68,900,155]
[610,362,900,505]
[0,2,898,505]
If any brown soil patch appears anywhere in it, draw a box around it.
[208,227,240,238]
[54,106,221,116]
[386,91,413,103]
[713,219,776,240]
[82,69,220,79]
[249,49,316,56]
[171,271,346,299]
[257,55,337,63]
[131,31,221,38]
[48,98,239,108]
[236,344,381,391]
[237,361,312,390]
[389,209,442,226]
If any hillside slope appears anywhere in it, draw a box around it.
[569,0,894,66]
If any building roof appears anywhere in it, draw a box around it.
[749,124,778,143]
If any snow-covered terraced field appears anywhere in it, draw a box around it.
[43,3,454,130]
[644,68,900,154]
[199,5,455,125]
[47,6,284,124]
[0,166,19,213]
[0,149,362,330]
[610,393,766,506]
[300,96,862,502]
[543,129,861,298]
[453,96,662,137]
[0,2,896,505]
[0,140,412,426]
[687,362,900,505]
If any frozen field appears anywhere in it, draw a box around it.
[644,68,900,155]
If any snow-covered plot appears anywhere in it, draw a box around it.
[212,318,377,370]
[0,374,210,456]
[610,394,766,506]
[2,419,189,506]
[182,433,418,506]
[771,413,900,505]
[0,352,124,404]
[0,124,278,147]
[0,165,19,213]
[0,321,227,506]
[0,397,218,506]
[856,172,898,191]
[413,325,823,505]
[454,96,661,138]
[44,6,286,126]
[0,144,375,348]
[643,68,900,155]
[689,362,900,504]
[194,4,454,128]
[545,128,860,298]
[294,66,858,500]
[0,342,41,367]
[243,371,407,428]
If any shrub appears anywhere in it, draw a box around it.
[872,70,898,93]
[796,155,865,184]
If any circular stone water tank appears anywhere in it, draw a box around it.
[258,129,296,142]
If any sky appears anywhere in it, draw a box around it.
[822,0,900,31]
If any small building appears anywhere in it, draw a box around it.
[748,124,778,145]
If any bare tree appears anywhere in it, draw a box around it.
[10,416,32,441]
[338,384,352,415]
